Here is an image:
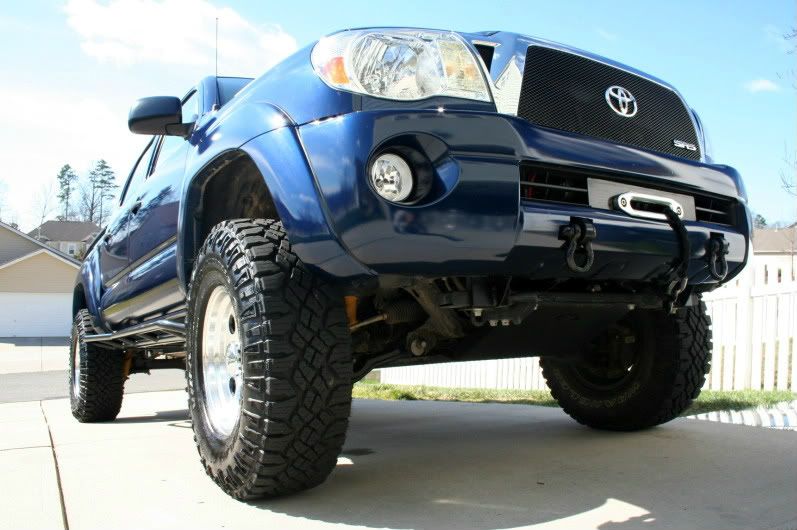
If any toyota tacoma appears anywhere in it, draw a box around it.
[69,28,751,499]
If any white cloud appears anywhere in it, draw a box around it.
[0,1,298,231]
[0,86,142,230]
[743,78,781,93]
[64,0,297,77]
[595,28,618,42]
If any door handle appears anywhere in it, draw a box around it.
[130,200,143,215]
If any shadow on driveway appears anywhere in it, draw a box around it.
[113,408,189,424]
[239,399,797,530]
[37,393,797,529]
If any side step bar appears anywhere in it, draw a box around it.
[84,319,185,349]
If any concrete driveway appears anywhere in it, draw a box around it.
[2,391,795,530]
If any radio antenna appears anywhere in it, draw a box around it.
[215,17,219,77]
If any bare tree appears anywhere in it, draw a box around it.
[784,39,797,275]
[78,178,100,224]
[779,27,797,90]
[33,183,56,239]
[781,147,796,197]
[780,29,796,211]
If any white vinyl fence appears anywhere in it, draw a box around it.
[381,253,797,392]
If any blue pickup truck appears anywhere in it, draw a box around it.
[69,28,750,499]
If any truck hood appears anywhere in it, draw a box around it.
[458,30,679,93]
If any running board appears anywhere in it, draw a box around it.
[84,319,185,350]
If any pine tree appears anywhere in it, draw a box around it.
[56,164,78,220]
[80,160,118,227]
[93,159,118,227]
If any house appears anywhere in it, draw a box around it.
[752,227,797,284]
[0,221,81,336]
[28,220,100,258]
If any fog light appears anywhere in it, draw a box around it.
[370,153,413,202]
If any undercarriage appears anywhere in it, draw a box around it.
[81,271,705,384]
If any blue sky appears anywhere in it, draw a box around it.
[0,0,794,230]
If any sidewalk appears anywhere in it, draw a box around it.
[2,391,796,530]
[0,337,69,374]
[0,401,64,529]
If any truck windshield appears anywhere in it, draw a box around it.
[217,77,253,106]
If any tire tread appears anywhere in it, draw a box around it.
[70,309,126,423]
[186,219,353,500]
[541,301,712,431]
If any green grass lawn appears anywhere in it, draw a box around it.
[352,381,796,416]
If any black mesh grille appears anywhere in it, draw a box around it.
[517,46,701,161]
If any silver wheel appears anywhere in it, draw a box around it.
[200,285,242,438]
[186,219,354,499]
[71,334,80,397]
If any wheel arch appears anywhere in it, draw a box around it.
[72,251,105,328]
[177,126,374,292]
[179,149,277,291]
[72,281,87,317]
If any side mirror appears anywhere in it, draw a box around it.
[128,96,190,136]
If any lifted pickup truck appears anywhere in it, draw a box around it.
[70,28,750,499]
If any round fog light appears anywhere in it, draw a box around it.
[370,153,413,202]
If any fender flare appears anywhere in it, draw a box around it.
[176,125,374,292]
[73,251,107,330]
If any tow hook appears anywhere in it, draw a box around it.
[706,233,729,281]
[558,217,596,273]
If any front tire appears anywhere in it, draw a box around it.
[541,301,711,431]
[186,219,353,500]
[69,309,126,422]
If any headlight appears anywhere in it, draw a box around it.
[312,30,491,102]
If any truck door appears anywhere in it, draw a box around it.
[97,138,156,322]
[119,89,198,320]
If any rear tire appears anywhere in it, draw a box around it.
[541,300,711,431]
[186,219,353,500]
[69,309,126,423]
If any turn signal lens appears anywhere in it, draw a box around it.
[321,56,349,85]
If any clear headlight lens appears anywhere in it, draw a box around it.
[312,30,491,102]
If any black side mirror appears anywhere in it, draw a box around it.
[128,96,190,136]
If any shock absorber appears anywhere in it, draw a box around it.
[348,299,425,331]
